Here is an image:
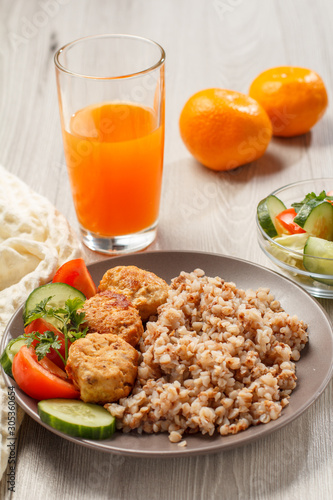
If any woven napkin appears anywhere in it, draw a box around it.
[0,165,83,478]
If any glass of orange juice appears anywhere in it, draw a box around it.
[54,34,165,254]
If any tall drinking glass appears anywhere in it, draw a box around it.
[54,34,165,254]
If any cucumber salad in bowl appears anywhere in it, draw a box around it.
[256,178,333,298]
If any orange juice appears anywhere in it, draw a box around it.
[62,102,164,236]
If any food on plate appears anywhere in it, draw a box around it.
[66,333,139,404]
[249,66,328,137]
[178,88,272,171]
[52,258,97,298]
[80,290,143,347]
[257,189,333,281]
[38,399,116,439]
[98,265,169,321]
[1,259,309,444]
[105,269,308,443]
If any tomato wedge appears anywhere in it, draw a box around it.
[52,259,97,299]
[39,356,68,380]
[12,346,79,400]
[24,318,70,369]
[275,208,306,234]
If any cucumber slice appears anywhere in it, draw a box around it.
[24,283,86,327]
[257,195,287,237]
[38,399,116,439]
[0,338,26,378]
[303,236,333,285]
[293,201,333,240]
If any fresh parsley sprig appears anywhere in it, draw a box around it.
[25,330,63,363]
[24,296,88,364]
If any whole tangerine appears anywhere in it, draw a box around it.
[249,66,328,137]
[179,88,272,171]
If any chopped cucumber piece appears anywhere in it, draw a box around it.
[294,201,333,240]
[257,195,287,237]
[0,338,26,378]
[38,399,116,440]
[303,236,333,285]
[24,283,86,328]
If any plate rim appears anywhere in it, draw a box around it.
[2,250,333,457]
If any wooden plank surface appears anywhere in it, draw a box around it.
[1,0,333,498]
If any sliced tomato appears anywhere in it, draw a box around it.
[275,208,306,234]
[52,258,97,299]
[24,318,70,369]
[12,346,79,400]
[39,356,68,380]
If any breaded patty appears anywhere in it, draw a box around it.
[98,265,169,321]
[81,290,143,347]
[66,333,139,404]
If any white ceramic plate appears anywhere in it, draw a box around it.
[2,251,333,457]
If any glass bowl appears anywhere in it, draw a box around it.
[256,178,333,299]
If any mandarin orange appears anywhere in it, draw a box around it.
[249,66,328,137]
[179,88,272,171]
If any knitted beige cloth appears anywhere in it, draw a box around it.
[0,165,83,478]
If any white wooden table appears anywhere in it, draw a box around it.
[1,0,333,498]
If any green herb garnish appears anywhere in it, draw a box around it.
[24,297,88,364]
[25,330,63,362]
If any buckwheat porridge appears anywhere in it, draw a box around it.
[105,269,308,445]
